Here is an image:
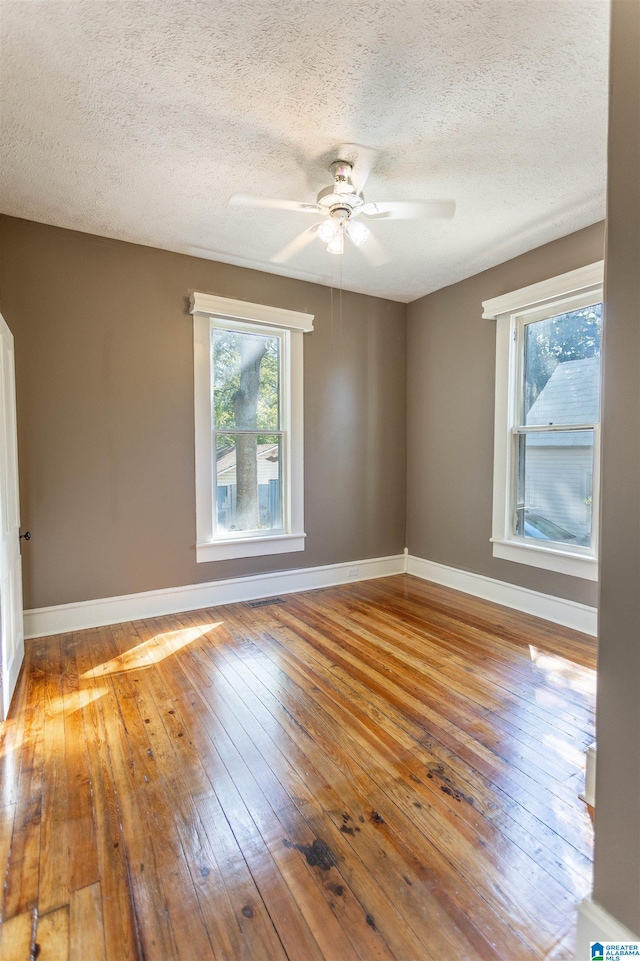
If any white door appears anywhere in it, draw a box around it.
[0,312,24,720]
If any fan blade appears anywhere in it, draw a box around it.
[229,193,319,214]
[335,143,379,194]
[270,226,319,264]
[360,200,456,219]
[358,233,389,266]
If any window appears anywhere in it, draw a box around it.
[190,293,314,562]
[483,262,604,580]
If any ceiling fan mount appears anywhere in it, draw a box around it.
[316,160,366,225]
[229,145,456,266]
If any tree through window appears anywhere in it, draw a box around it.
[212,327,282,534]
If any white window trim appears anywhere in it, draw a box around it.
[190,292,314,563]
[483,262,604,582]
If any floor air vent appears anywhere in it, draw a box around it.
[248,597,285,608]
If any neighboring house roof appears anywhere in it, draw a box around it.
[526,357,600,446]
[216,444,279,481]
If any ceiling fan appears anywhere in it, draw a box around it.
[229,146,456,266]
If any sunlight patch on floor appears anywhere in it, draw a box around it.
[81,624,222,678]
[542,731,587,768]
[47,686,109,717]
[0,732,21,800]
[529,645,597,696]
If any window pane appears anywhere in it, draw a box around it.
[215,433,283,534]
[515,430,594,548]
[212,329,280,431]
[523,303,602,426]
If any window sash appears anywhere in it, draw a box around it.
[209,320,290,542]
[212,430,286,540]
[511,426,598,553]
[513,425,597,432]
[210,319,285,432]
[513,293,603,432]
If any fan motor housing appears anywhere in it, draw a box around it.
[315,158,365,216]
[316,185,364,214]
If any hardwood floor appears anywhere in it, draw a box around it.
[0,575,596,961]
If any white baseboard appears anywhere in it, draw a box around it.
[579,742,597,807]
[406,554,597,636]
[23,554,406,639]
[23,551,598,640]
[576,898,639,959]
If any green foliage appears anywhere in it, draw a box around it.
[212,329,280,431]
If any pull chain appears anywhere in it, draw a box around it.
[328,250,344,334]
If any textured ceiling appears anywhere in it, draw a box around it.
[0,0,609,303]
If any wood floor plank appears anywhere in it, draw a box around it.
[96,626,224,961]
[69,882,106,961]
[0,909,35,961]
[123,620,337,961]
[36,905,69,961]
[0,803,17,911]
[2,640,46,921]
[62,637,100,894]
[38,636,71,916]
[72,630,140,961]
[0,652,30,809]
[83,625,184,961]
[112,620,289,961]
[3,575,596,961]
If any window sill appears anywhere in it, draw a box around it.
[196,532,306,563]
[491,537,598,581]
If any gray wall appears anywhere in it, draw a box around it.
[407,222,605,606]
[0,214,609,614]
[0,217,407,610]
[593,0,640,934]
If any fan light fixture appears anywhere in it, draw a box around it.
[318,218,344,254]
[317,220,336,244]
[346,220,370,247]
[316,208,370,254]
[326,229,344,255]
